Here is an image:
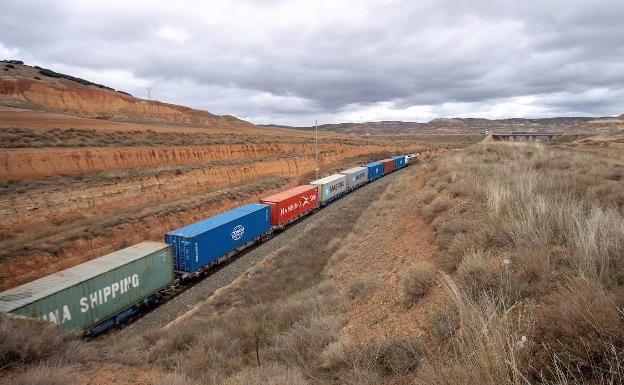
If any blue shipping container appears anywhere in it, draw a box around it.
[392,155,406,169]
[165,203,270,272]
[364,162,384,180]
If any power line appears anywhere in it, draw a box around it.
[315,119,319,180]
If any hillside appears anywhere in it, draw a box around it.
[0,60,250,127]
[3,141,623,385]
[0,63,465,292]
[270,115,624,135]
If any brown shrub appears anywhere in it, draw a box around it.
[427,304,460,343]
[416,274,529,385]
[433,181,450,193]
[221,363,309,385]
[179,329,244,381]
[440,230,488,271]
[401,262,437,304]
[347,276,378,299]
[0,315,88,370]
[5,364,73,385]
[268,314,344,374]
[456,251,500,300]
[447,179,471,197]
[417,188,438,207]
[321,336,425,379]
[506,248,552,300]
[150,372,195,385]
[420,196,452,223]
[148,319,202,368]
[529,278,624,381]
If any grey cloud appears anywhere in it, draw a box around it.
[1,0,623,125]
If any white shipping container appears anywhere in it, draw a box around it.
[340,166,368,189]
[310,174,347,203]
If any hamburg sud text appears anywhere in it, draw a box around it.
[280,192,316,216]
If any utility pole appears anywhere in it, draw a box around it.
[315,120,319,179]
[146,87,152,100]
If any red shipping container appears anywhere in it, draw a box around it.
[380,159,395,174]
[260,185,318,225]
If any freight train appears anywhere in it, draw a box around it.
[0,154,417,336]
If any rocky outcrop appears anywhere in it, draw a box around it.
[0,76,250,127]
[0,142,409,180]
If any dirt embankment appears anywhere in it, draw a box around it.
[0,75,250,127]
[0,142,408,181]
[1,148,406,231]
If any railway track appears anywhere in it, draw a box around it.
[111,169,401,337]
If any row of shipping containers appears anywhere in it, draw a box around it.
[0,154,412,333]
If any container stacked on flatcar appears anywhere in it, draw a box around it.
[310,174,347,203]
[0,242,173,332]
[260,185,318,226]
[380,159,395,174]
[165,203,270,273]
[340,166,368,189]
[392,155,406,169]
[364,162,384,180]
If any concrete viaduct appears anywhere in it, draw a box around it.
[490,132,565,143]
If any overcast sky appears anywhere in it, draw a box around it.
[1,0,623,126]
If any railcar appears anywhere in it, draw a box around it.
[380,159,396,174]
[165,203,271,275]
[310,174,348,203]
[340,166,368,190]
[364,162,384,181]
[0,242,173,336]
[260,185,319,227]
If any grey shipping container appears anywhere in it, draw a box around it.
[0,242,173,332]
[340,166,368,189]
[310,174,347,203]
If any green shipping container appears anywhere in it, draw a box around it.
[0,242,173,332]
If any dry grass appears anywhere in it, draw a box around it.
[456,251,501,300]
[529,278,624,381]
[221,363,309,385]
[347,275,378,299]
[0,127,367,148]
[150,372,195,385]
[420,196,452,223]
[268,313,345,375]
[401,262,437,304]
[4,364,73,385]
[427,303,459,343]
[415,142,624,384]
[320,335,425,382]
[416,274,530,385]
[0,315,90,370]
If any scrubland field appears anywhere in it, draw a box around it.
[2,139,623,385]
